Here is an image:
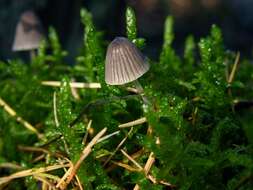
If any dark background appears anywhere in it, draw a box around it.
[1,0,253,62]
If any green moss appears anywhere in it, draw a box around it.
[0,7,253,190]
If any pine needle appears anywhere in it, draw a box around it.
[56,127,107,190]
[228,52,240,83]
[0,163,70,185]
[103,127,134,166]
[120,149,143,170]
[0,97,43,140]
[118,117,147,128]
[42,81,101,88]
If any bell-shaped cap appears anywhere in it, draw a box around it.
[12,10,44,51]
[105,37,150,85]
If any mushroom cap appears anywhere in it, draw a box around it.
[12,10,44,51]
[105,37,150,85]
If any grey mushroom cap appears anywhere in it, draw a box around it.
[105,37,150,85]
[12,10,44,51]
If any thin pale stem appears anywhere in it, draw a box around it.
[57,128,107,190]
[0,97,43,139]
[0,164,70,185]
[118,117,147,128]
[30,50,36,61]
[103,127,134,166]
[120,149,143,170]
[228,52,240,83]
[132,80,150,105]
[41,81,101,89]
[53,92,59,127]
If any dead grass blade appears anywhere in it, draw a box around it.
[56,127,107,190]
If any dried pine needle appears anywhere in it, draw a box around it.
[41,81,101,88]
[0,97,43,139]
[118,117,147,128]
[57,128,107,190]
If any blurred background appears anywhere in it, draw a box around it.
[1,0,253,62]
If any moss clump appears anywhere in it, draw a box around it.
[0,7,253,190]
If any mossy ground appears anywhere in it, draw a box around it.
[0,7,253,190]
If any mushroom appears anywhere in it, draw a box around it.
[105,37,159,164]
[70,38,150,127]
[105,37,150,93]
[12,10,44,60]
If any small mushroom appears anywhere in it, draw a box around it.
[105,37,150,103]
[105,37,150,86]
[12,10,44,60]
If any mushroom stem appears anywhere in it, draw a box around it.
[132,80,144,94]
[30,50,36,61]
[132,80,149,106]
